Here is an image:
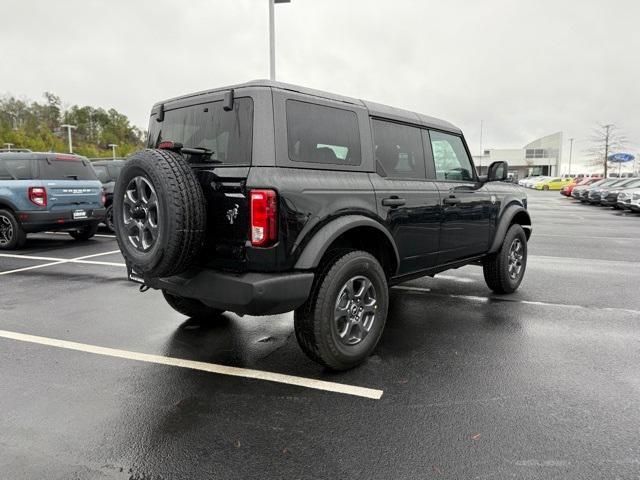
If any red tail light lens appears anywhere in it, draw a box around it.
[101,187,107,206]
[28,186,47,207]
[250,189,277,247]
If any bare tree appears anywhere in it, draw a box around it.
[586,124,627,177]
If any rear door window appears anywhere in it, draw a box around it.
[38,157,98,181]
[429,131,475,182]
[149,98,253,165]
[286,100,361,166]
[371,119,425,179]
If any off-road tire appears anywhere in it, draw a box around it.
[294,250,389,371]
[113,149,206,277]
[162,291,225,320]
[69,222,99,241]
[483,224,527,294]
[0,209,26,250]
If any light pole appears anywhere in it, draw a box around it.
[269,0,291,81]
[478,120,483,174]
[60,124,77,153]
[568,137,574,176]
[3,143,14,151]
[108,144,118,160]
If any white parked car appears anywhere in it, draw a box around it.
[623,188,640,212]
[524,176,549,188]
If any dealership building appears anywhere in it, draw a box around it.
[473,132,563,180]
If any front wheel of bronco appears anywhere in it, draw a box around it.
[294,250,389,371]
[162,291,225,320]
[483,224,528,294]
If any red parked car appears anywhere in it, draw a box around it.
[561,178,599,196]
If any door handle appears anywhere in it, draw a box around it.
[382,197,406,207]
[443,196,461,205]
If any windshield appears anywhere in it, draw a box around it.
[148,97,253,165]
[93,165,110,182]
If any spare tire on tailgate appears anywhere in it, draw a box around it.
[113,149,206,277]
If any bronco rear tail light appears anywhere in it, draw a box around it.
[250,189,277,247]
[28,186,47,207]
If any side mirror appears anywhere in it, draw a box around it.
[487,161,508,182]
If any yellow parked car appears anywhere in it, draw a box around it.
[534,177,574,190]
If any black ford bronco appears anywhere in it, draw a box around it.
[114,80,531,370]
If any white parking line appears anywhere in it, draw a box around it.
[0,253,125,268]
[393,286,640,315]
[44,231,115,239]
[534,234,636,240]
[0,250,122,276]
[0,329,383,400]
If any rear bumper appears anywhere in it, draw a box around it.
[17,208,106,233]
[143,268,315,316]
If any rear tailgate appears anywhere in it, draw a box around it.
[38,155,103,213]
[196,166,251,269]
[45,180,102,211]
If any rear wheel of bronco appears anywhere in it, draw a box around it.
[294,250,388,371]
[0,209,26,250]
[162,291,225,320]
[483,224,527,294]
[69,222,99,241]
[113,149,206,278]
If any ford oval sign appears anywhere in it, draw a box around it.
[608,153,635,163]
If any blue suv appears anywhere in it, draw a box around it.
[0,152,106,250]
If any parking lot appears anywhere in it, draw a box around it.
[1,190,639,479]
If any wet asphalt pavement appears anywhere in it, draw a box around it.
[1,190,639,479]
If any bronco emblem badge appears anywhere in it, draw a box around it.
[226,204,239,224]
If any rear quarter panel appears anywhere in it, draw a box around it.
[246,167,378,271]
[0,180,41,211]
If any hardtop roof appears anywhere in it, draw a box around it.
[153,79,461,134]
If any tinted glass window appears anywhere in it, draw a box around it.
[372,119,425,179]
[108,163,124,180]
[430,131,474,181]
[0,159,35,179]
[0,160,13,180]
[149,98,253,165]
[93,165,110,182]
[286,100,361,166]
[39,158,98,180]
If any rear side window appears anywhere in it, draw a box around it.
[286,100,361,166]
[38,158,98,181]
[149,98,253,165]
[0,159,35,180]
[372,119,425,179]
[429,131,475,182]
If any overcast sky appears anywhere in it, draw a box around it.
[2,0,639,165]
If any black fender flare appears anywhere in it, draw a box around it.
[488,204,532,253]
[294,215,400,274]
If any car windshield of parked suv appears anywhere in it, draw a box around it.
[38,156,99,181]
[92,165,110,183]
[149,98,253,165]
